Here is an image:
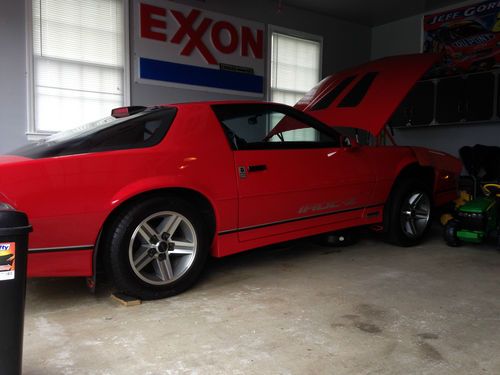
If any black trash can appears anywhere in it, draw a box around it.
[0,210,32,375]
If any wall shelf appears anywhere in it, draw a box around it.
[390,69,500,130]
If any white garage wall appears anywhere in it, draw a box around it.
[371,1,500,157]
[0,1,371,154]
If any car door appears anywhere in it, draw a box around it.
[212,103,376,242]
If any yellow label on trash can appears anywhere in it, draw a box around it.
[0,242,15,281]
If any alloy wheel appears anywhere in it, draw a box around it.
[128,211,197,285]
[400,191,431,239]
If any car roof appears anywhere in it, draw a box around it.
[147,53,439,137]
[164,100,274,107]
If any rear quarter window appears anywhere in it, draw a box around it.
[10,107,177,159]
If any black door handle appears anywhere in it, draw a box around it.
[248,164,267,172]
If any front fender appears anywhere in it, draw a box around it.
[393,154,421,179]
[410,147,461,173]
[410,147,462,206]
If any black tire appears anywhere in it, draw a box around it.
[384,179,433,246]
[105,196,210,300]
[444,220,461,247]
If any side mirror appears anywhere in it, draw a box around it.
[341,136,360,150]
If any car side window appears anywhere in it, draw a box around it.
[212,104,340,150]
[78,112,175,152]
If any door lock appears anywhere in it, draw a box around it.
[238,166,247,178]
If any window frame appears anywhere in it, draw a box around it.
[266,25,323,104]
[25,0,131,140]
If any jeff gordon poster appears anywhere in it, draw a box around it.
[423,1,500,76]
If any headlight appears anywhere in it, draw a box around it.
[0,202,14,210]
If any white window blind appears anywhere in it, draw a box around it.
[32,0,125,133]
[270,31,321,141]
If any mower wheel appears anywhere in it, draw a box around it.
[444,220,461,247]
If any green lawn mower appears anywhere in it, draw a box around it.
[444,183,500,249]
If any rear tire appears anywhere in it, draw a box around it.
[105,196,210,300]
[385,179,432,246]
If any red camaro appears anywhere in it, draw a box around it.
[0,54,461,299]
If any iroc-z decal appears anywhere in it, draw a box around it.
[298,198,358,214]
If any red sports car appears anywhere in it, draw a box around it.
[0,54,461,299]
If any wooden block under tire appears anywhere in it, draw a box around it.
[111,292,142,307]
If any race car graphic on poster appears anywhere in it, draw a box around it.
[423,1,500,76]
[0,242,15,281]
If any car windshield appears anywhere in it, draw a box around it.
[10,107,177,159]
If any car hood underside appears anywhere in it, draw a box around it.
[295,53,439,136]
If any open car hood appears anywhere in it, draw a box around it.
[294,53,439,136]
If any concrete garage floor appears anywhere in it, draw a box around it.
[23,227,500,374]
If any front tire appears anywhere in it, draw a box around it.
[385,179,432,246]
[106,196,210,300]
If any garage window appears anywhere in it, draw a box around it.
[269,28,322,141]
[30,0,127,135]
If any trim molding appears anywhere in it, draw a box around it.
[28,245,94,254]
[219,203,384,235]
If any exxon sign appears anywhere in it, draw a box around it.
[135,1,265,96]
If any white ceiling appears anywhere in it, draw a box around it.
[282,0,464,26]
